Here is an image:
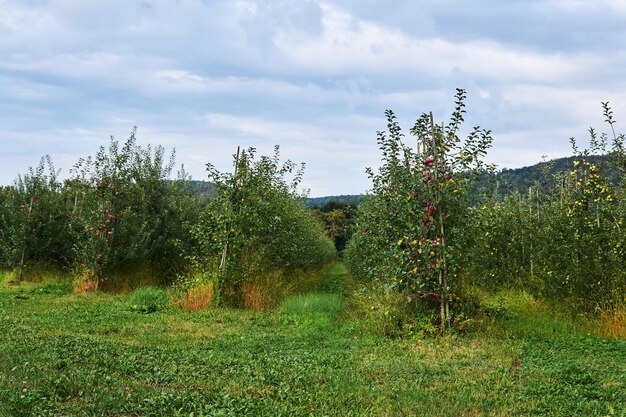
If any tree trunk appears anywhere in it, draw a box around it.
[218,146,240,304]
[18,196,35,283]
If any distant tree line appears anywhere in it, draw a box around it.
[312,200,357,254]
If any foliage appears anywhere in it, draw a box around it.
[3,96,626,324]
[474,154,611,199]
[0,131,334,312]
[188,146,335,306]
[465,102,626,312]
[0,186,23,269]
[345,89,494,328]
[0,157,75,272]
[68,130,196,284]
[0,130,200,289]
[306,194,364,207]
[312,200,358,252]
[350,283,426,338]
[127,286,170,313]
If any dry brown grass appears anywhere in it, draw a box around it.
[243,281,265,311]
[595,307,626,339]
[241,265,331,311]
[177,281,214,311]
[73,272,99,293]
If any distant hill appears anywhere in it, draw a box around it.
[305,156,612,206]
[483,154,612,197]
[186,181,364,206]
[189,180,215,196]
[185,154,616,205]
[306,194,364,208]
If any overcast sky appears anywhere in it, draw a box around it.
[2,0,626,196]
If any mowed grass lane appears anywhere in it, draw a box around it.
[0,264,624,416]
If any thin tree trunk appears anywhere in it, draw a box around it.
[536,188,540,222]
[528,186,532,266]
[18,196,35,283]
[560,177,564,210]
[218,146,240,304]
[72,192,78,216]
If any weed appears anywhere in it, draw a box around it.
[0,269,17,285]
[177,281,214,311]
[594,306,626,339]
[73,269,99,293]
[127,286,170,313]
[280,293,343,316]
[240,281,263,311]
[349,284,418,337]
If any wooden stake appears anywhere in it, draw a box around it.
[430,112,449,330]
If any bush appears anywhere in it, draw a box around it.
[177,282,214,311]
[0,157,75,272]
[349,284,434,338]
[128,287,170,313]
[69,130,197,284]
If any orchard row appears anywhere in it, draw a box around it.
[0,133,335,306]
[345,91,625,331]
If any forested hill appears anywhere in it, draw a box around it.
[306,194,364,207]
[483,154,610,196]
[306,155,612,204]
[188,154,611,203]
[189,180,215,196]
[187,181,363,207]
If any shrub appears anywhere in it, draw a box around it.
[464,102,626,313]
[73,269,99,293]
[68,130,197,286]
[0,157,76,273]
[349,284,426,338]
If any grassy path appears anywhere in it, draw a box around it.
[0,264,624,416]
[279,261,349,316]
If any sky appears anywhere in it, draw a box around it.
[2,0,626,196]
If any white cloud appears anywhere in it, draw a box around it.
[1,0,626,195]
[275,4,582,85]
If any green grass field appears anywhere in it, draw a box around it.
[0,264,624,416]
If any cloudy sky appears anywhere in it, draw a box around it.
[2,0,626,196]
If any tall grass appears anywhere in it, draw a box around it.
[280,293,343,316]
[241,262,335,311]
[177,281,214,311]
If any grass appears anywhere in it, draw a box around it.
[279,263,347,316]
[280,293,343,316]
[127,286,170,313]
[0,263,624,416]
